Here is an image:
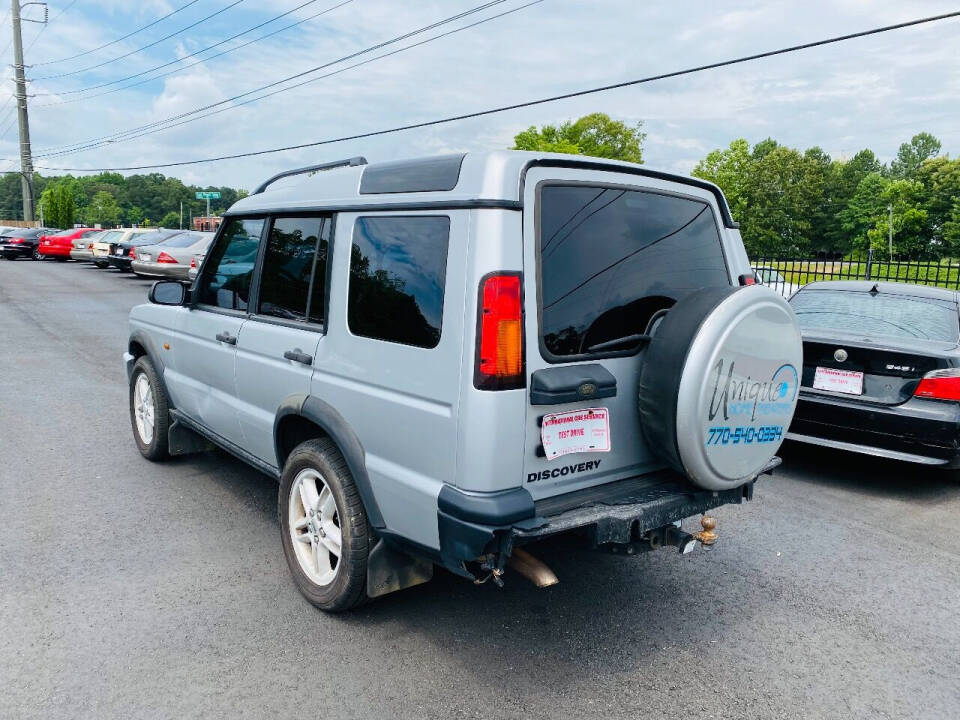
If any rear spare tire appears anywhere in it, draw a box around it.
[638,285,802,491]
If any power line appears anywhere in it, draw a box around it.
[31,0,247,81]
[33,0,512,157]
[31,0,201,66]
[34,0,351,101]
[35,8,960,172]
[37,0,544,159]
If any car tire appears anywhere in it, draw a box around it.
[32,247,43,260]
[278,438,370,612]
[129,356,170,461]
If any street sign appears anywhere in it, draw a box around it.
[195,191,221,200]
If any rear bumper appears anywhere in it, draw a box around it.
[0,244,31,258]
[39,244,71,257]
[788,392,960,466]
[108,255,132,270]
[70,249,93,260]
[436,470,756,570]
[130,260,188,279]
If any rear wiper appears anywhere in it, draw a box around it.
[586,333,651,353]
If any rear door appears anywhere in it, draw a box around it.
[234,215,329,466]
[790,288,960,404]
[521,168,734,499]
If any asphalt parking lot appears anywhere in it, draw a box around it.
[2,259,959,720]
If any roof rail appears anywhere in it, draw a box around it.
[251,156,368,195]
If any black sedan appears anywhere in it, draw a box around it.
[787,281,960,467]
[0,228,49,260]
[107,229,181,271]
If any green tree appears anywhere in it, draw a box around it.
[838,172,889,250]
[512,112,645,163]
[84,191,121,227]
[39,182,76,229]
[159,210,181,229]
[691,138,751,221]
[890,132,942,179]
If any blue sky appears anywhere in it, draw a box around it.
[1,0,958,189]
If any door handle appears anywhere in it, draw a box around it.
[215,332,237,345]
[284,349,313,366]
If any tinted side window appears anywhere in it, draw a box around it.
[539,185,728,357]
[348,216,449,348]
[258,216,329,324]
[197,218,264,310]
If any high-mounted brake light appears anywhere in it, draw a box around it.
[157,251,177,264]
[914,368,960,401]
[474,272,524,390]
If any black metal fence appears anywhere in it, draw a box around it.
[750,250,960,297]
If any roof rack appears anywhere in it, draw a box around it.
[251,156,368,195]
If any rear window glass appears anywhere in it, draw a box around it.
[158,232,204,248]
[790,290,959,343]
[348,216,449,348]
[539,185,728,356]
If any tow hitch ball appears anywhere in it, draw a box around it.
[606,516,718,555]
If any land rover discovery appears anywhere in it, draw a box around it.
[125,151,802,610]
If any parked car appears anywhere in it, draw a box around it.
[0,227,47,260]
[70,231,107,261]
[754,266,799,297]
[130,231,215,280]
[124,151,802,611]
[187,252,205,281]
[91,228,155,268]
[787,280,960,466]
[108,229,181,272]
[37,227,100,261]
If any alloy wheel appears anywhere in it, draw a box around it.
[132,373,155,444]
[288,468,342,587]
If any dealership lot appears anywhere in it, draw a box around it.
[2,260,959,719]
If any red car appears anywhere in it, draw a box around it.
[37,228,101,260]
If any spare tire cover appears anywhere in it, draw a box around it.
[638,285,802,490]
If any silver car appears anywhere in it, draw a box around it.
[130,231,214,280]
[124,151,803,611]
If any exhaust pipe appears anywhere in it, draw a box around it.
[507,547,559,588]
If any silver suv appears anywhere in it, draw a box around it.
[125,151,803,611]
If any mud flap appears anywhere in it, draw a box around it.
[167,417,214,457]
[367,539,434,599]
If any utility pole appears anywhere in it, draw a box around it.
[887,204,893,259]
[11,1,47,223]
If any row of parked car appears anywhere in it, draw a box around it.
[0,224,214,280]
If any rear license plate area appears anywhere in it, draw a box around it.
[813,366,864,395]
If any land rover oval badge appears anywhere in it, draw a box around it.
[578,382,597,397]
[834,348,848,363]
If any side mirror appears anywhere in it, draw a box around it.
[149,280,188,306]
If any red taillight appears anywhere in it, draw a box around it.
[157,251,177,264]
[9,237,24,244]
[914,369,960,401]
[128,247,136,259]
[189,256,196,269]
[475,272,524,390]
[740,273,757,286]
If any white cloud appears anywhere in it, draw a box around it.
[3,0,957,187]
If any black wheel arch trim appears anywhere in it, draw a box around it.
[127,330,173,405]
[274,393,385,529]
